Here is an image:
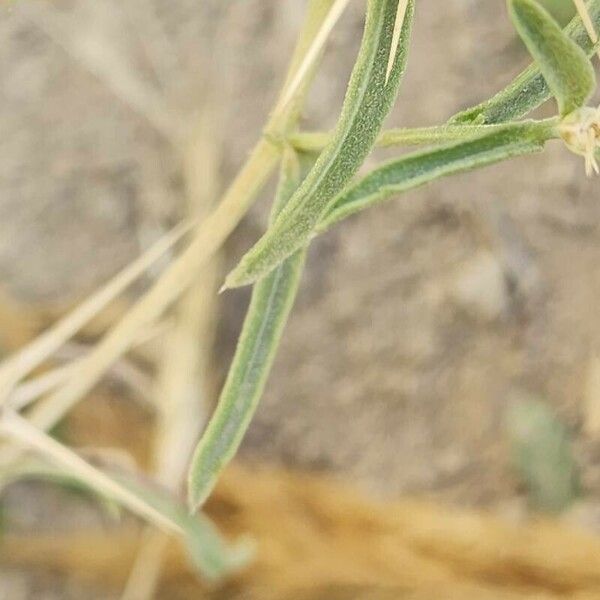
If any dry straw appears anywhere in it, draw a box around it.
[1,0,600,591]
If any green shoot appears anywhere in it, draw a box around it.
[4,0,600,577]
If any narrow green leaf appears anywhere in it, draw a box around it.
[451,0,600,124]
[224,0,415,289]
[509,0,595,116]
[506,396,580,513]
[188,149,308,511]
[318,120,557,230]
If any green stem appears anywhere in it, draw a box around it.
[319,119,558,229]
[290,122,521,152]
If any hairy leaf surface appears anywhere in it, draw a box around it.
[188,149,308,510]
[451,0,600,124]
[509,0,595,116]
[225,0,414,288]
[319,121,557,229]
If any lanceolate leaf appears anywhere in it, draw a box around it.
[509,0,595,116]
[451,0,600,124]
[224,0,415,289]
[318,120,557,230]
[188,149,308,511]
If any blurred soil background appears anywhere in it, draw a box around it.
[1,0,600,598]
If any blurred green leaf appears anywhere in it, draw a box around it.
[506,396,580,514]
[0,456,124,519]
[123,473,252,579]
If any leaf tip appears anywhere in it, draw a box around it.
[223,250,267,289]
[221,268,248,291]
[187,475,210,514]
[508,0,595,116]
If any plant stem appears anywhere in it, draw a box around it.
[276,0,352,111]
[290,123,521,152]
[319,119,558,229]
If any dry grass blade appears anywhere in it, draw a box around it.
[8,326,164,413]
[8,364,73,411]
[21,142,276,437]
[0,220,192,403]
[0,410,181,534]
[120,529,170,600]
[120,0,338,587]
[116,0,183,91]
[0,414,250,580]
[276,0,351,111]
[120,109,223,600]
[152,111,222,489]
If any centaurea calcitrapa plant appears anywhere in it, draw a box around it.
[187,0,600,510]
[1,0,599,587]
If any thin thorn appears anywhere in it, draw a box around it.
[385,0,409,84]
